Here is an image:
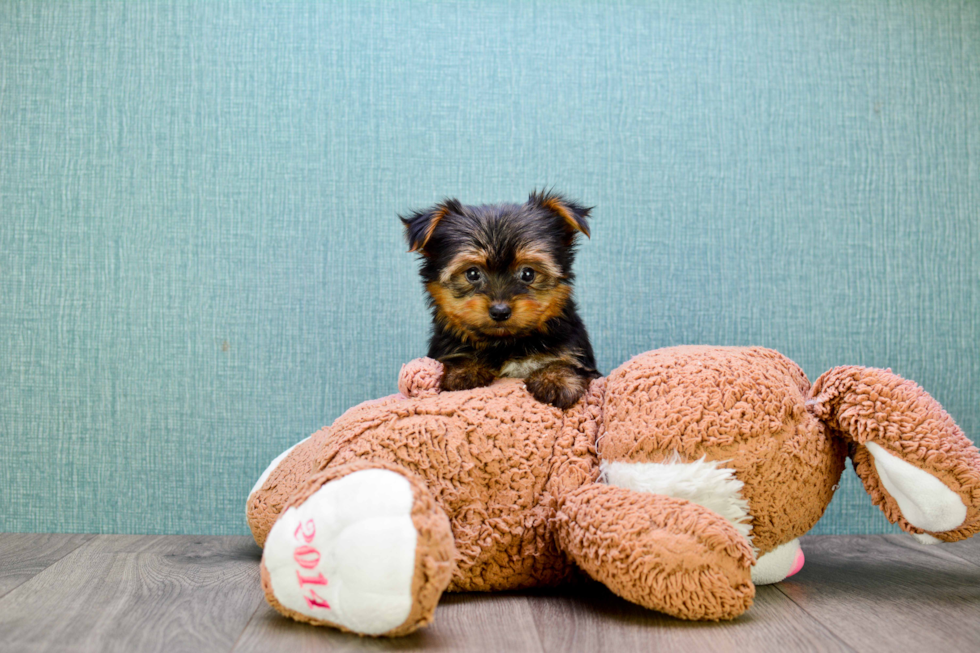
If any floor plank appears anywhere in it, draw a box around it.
[527,581,854,653]
[232,591,544,653]
[0,533,96,599]
[926,535,980,568]
[0,535,265,653]
[777,535,980,652]
[2,533,979,652]
[233,577,855,653]
[879,533,980,569]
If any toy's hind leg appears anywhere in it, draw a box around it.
[260,461,456,637]
[555,484,756,620]
[810,366,980,542]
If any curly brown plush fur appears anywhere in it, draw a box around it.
[247,347,980,637]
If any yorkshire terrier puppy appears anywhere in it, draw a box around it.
[401,191,600,409]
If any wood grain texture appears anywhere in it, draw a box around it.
[0,533,95,599]
[0,535,265,653]
[777,535,980,652]
[926,535,980,569]
[527,582,854,653]
[233,592,545,653]
[876,533,980,570]
[2,534,980,652]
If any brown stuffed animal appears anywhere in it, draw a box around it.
[245,345,980,637]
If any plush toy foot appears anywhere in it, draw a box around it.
[751,539,804,585]
[260,466,456,637]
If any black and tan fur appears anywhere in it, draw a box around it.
[401,191,600,409]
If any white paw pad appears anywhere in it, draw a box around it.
[752,538,805,585]
[263,469,418,636]
[866,442,967,533]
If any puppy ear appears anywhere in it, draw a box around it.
[399,199,462,254]
[529,190,591,238]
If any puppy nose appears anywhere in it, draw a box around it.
[489,303,512,322]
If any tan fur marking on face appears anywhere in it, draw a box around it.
[508,284,571,332]
[512,244,562,280]
[439,248,489,284]
[426,281,491,342]
[507,297,542,332]
[541,197,590,238]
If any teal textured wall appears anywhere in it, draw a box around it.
[1,0,977,536]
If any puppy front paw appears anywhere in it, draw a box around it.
[440,359,497,392]
[525,364,590,410]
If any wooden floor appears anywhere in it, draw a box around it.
[0,534,977,652]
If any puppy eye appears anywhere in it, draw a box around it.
[520,267,536,283]
[465,267,481,283]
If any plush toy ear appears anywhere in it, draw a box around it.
[808,366,980,542]
[399,199,462,254]
[529,190,592,239]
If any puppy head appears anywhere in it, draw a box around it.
[400,191,591,341]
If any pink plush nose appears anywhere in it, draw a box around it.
[786,548,805,578]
